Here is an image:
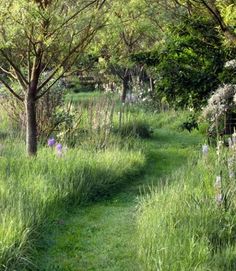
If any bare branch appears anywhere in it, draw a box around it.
[0,66,17,80]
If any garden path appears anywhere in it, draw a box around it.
[36,129,201,271]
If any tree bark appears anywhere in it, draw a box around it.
[25,93,37,156]
[121,74,129,103]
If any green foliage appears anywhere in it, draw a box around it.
[180,114,199,133]
[160,17,226,108]
[133,17,229,108]
[116,120,153,139]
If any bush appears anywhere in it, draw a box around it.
[117,120,153,138]
[180,114,199,132]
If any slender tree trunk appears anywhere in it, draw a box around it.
[121,74,129,103]
[25,92,37,156]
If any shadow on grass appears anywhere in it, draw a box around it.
[3,157,146,271]
[9,128,202,271]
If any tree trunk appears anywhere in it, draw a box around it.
[121,75,129,103]
[25,93,37,156]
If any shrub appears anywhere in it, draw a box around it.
[201,84,236,136]
[117,120,153,138]
[180,114,199,133]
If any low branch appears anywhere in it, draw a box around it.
[0,50,29,87]
[0,66,17,80]
[0,77,24,101]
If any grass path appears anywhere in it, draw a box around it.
[36,129,202,271]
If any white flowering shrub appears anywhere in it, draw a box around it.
[225,59,236,69]
[201,84,236,134]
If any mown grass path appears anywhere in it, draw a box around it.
[37,129,202,271]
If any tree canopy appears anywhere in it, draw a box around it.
[0,0,235,154]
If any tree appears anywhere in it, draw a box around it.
[92,0,159,102]
[133,16,229,108]
[194,0,236,45]
[0,0,106,155]
[169,0,236,45]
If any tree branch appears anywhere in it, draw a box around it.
[0,50,29,88]
[37,25,99,93]
[0,66,17,80]
[0,77,23,101]
[46,0,99,39]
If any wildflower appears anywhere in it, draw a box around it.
[216,193,223,205]
[225,59,236,69]
[214,175,223,205]
[216,140,224,159]
[48,137,56,147]
[232,132,236,145]
[202,84,236,132]
[56,143,62,150]
[228,137,233,149]
[56,143,63,157]
[142,97,148,102]
[215,175,222,189]
[202,144,209,156]
[228,157,235,179]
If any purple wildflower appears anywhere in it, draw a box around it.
[56,144,63,151]
[48,138,56,147]
[56,143,63,157]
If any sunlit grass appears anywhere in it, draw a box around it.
[0,141,145,270]
[137,149,236,271]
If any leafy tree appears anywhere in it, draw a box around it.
[197,0,236,45]
[134,17,229,108]
[175,0,236,45]
[92,0,159,101]
[0,0,106,155]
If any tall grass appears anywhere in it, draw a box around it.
[0,142,145,270]
[56,94,155,149]
[137,148,236,271]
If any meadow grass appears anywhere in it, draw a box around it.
[65,91,106,104]
[137,145,236,271]
[3,97,231,271]
[34,110,204,271]
[0,141,145,270]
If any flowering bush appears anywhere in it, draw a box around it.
[201,84,236,134]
